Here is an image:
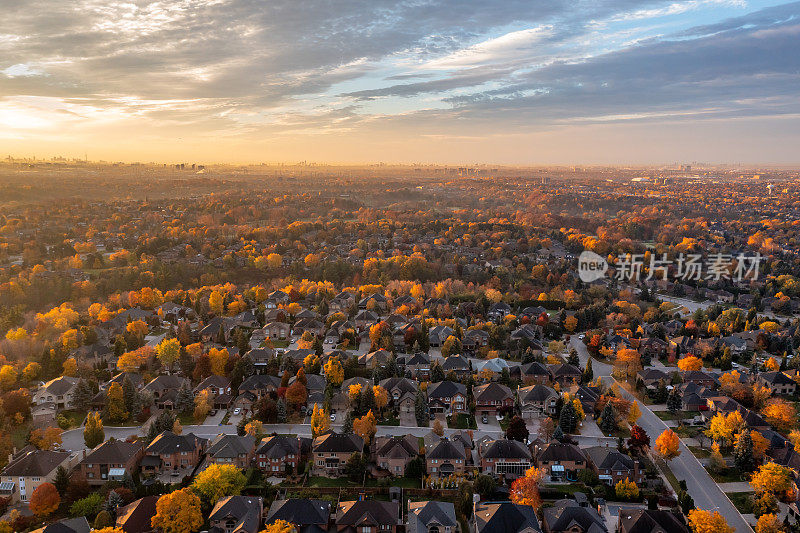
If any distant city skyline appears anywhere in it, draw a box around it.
[2,0,800,164]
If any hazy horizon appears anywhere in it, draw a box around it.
[3,0,800,164]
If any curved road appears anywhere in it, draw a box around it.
[570,336,752,532]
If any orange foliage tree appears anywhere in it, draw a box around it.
[29,482,60,517]
[655,429,681,461]
[509,466,544,509]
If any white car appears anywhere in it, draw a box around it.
[233,408,241,415]
[330,414,336,421]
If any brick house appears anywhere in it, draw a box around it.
[78,438,144,486]
[373,435,419,476]
[584,446,642,485]
[255,435,301,476]
[425,438,467,477]
[535,442,587,482]
[312,432,363,477]
[335,500,400,533]
[427,381,468,415]
[206,434,256,469]
[141,431,206,476]
[479,439,532,478]
[474,383,514,417]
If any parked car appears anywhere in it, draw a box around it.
[233,408,241,415]
[330,414,336,421]
[481,415,488,424]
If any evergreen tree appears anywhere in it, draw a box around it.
[53,465,71,496]
[105,490,124,516]
[666,387,682,412]
[415,389,428,427]
[175,383,194,413]
[343,410,354,433]
[430,362,445,383]
[654,379,669,403]
[276,399,287,423]
[230,357,255,392]
[559,400,577,433]
[582,359,593,383]
[73,379,94,412]
[599,402,617,433]
[552,424,565,442]
[733,430,755,472]
[122,376,137,415]
[568,348,579,366]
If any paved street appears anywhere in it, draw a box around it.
[569,337,753,533]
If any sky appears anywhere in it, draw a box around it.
[1,0,799,165]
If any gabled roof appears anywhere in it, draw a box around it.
[541,500,606,533]
[2,449,70,477]
[537,442,586,463]
[116,496,158,533]
[427,380,467,399]
[209,495,263,533]
[145,431,206,455]
[519,384,557,403]
[618,509,688,533]
[267,499,331,526]
[760,371,796,385]
[375,435,418,460]
[474,501,542,533]
[80,438,143,466]
[312,432,363,453]
[482,439,531,460]
[379,377,418,395]
[442,355,470,371]
[239,374,281,391]
[207,434,255,458]
[34,517,90,533]
[408,501,457,533]
[584,446,635,471]
[40,376,80,396]
[336,500,399,527]
[257,435,299,458]
[474,382,513,403]
[427,438,466,460]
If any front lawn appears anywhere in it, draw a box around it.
[710,468,746,483]
[728,492,755,514]
[655,411,683,421]
[307,476,359,487]
[58,409,87,429]
[377,417,400,426]
[689,446,711,459]
[447,414,477,429]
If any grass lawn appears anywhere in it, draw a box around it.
[654,456,681,494]
[378,417,400,426]
[59,409,87,429]
[365,476,421,488]
[269,340,290,348]
[710,468,746,483]
[178,412,197,425]
[307,476,360,487]
[689,446,711,459]
[655,411,684,421]
[728,492,754,514]
[11,423,30,449]
[447,414,477,430]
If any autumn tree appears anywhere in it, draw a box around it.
[261,520,296,533]
[30,427,62,450]
[687,509,734,533]
[244,420,263,437]
[156,338,181,370]
[509,466,543,510]
[285,380,307,409]
[615,348,641,377]
[151,489,203,533]
[62,357,78,377]
[310,403,330,438]
[324,357,344,386]
[615,477,639,500]
[194,389,212,421]
[655,429,681,461]
[373,385,388,414]
[627,424,650,450]
[677,356,703,371]
[353,410,377,444]
[762,398,797,432]
[105,382,128,423]
[755,513,782,533]
[190,464,246,506]
[84,411,104,449]
[208,348,229,376]
[627,402,641,426]
[0,366,18,391]
[751,462,793,496]
[29,482,60,517]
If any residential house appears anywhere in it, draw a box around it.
[426,438,467,477]
[208,495,263,533]
[474,383,514,417]
[429,326,455,347]
[473,502,542,533]
[238,374,281,398]
[380,377,418,409]
[480,439,532,478]
[244,348,275,368]
[31,403,57,429]
[758,371,797,395]
[30,518,90,533]
[263,321,290,341]
[0,448,76,503]
[636,368,669,388]
[206,434,256,469]
[142,375,188,409]
[519,385,558,419]
[535,442,587,482]
[360,349,392,369]
[568,385,602,416]
[78,438,144,486]
[408,501,459,533]
[312,432,363,477]
[373,435,419,476]
[548,364,582,386]
[487,302,512,320]
[513,362,550,385]
[141,431,206,476]
[618,509,689,533]
[680,370,718,388]
[335,500,400,533]
[427,381,468,415]
[195,375,233,409]
[462,329,490,352]
[32,377,80,409]
[116,496,158,533]
[266,499,331,533]
[255,435,301,475]
[441,355,471,379]
[541,500,606,533]
[405,353,431,380]
[584,446,642,485]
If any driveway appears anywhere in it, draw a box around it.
[579,418,605,438]
[570,336,753,533]
[476,414,500,433]
[399,411,416,427]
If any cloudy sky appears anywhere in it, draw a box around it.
[1,0,799,164]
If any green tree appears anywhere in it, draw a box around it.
[84,412,105,449]
[582,358,593,383]
[415,389,428,426]
[667,387,682,412]
[599,402,617,434]
[430,362,445,383]
[53,465,71,496]
[559,401,577,433]
[73,379,94,412]
[344,452,366,482]
[733,429,756,472]
[474,474,496,498]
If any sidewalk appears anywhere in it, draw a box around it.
[717,481,754,492]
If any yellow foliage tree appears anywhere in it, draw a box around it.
[353,410,377,444]
[62,357,78,377]
[627,402,641,426]
[615,477,640,500]
[509,466,543,509]
[151,489,203,533]
[0,365,18,390]
[194,389,212,421]
[655,429,681,461]
[208,347,229,376]
[156,338,181,370]
[324,358,343,386]
[751,462,793,495]
[310,403,330,438]
[261,520,296,533]
[687,509,734,533]
[190,464,246,505]
[762,398,797,432]
[755,513,782,533]
[373,386,388,412]
[677,356,703,371]
[244,420,263,437]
